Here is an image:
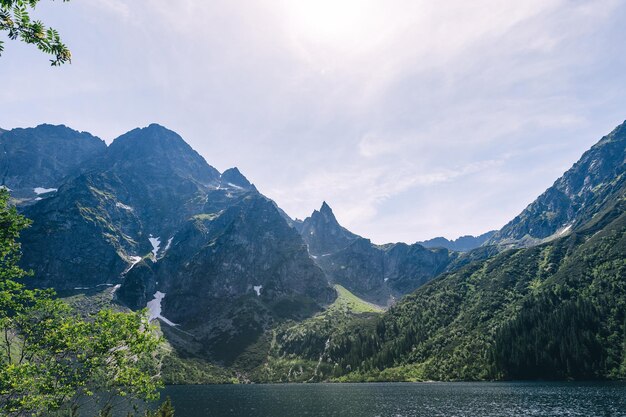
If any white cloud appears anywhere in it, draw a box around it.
[1,0,625,242]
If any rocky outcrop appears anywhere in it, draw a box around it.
[0,124,106,203]
[17,123,335,364]
[298,202,456,305]
[20,124,220,289]
[299,202,358,255]
[220,167,253,189]
[487,120,626,248]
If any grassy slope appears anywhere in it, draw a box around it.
[234,285,384,382]
[327,285,384,314]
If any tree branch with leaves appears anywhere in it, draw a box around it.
[0,189,166,416]
[0,0,70,65]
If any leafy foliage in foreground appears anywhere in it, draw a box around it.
[0,0,71,65]
[0,189,164,417]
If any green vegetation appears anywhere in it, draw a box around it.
[161,354,236,385]
[0,189,166,416]
[0,0,71,65]
[327,285,384,314]
[37,189,626,385]
[296,190,626,382]
[245,285,383,382]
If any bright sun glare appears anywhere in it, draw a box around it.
[282,0,383,48]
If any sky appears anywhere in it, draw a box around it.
[2,0,626,244]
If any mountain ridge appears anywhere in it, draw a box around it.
[487,120,626,248]
[264,120,626,382]
[417,230,496,252]
[7,119,625,382]
[297,201,457,305]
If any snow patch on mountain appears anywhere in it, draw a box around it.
[558,224,573,236]
[163,237,173,254]
[124,256,142,274]
[33,187,57,195]
[115,202,133,211]
[147,291,178,326]
[149,235,161,260]
[227,183,244,190]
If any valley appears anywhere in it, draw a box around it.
[1,120,624,384]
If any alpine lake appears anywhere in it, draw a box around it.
[155,381,626,417]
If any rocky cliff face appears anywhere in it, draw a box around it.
[148,195,333,363]
[298,203,456,305]
[20,124,220,289]
[298,202,359,255]
[0,124,106,204]
[488,121,626,248]
[16,123,336,364]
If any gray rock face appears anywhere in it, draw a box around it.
[20,124,219,289]
[17,122,336,363]
[299,201,359,256]
[298,203,456,305]
[18,123,332,296]
[0,124,106,202]
[161,196,333,306]
[488,120,626,248]
[150,195,334,362]
[220,167,252,189]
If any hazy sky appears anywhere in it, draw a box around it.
[2,1,626,243]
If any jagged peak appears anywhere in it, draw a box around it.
[320,201,333,215]
[488,119,626,247]
[308,201,339,224]
[221,167,252,188]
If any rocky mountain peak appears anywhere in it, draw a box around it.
[319,201,333,216]
[107,124,220,185]
[220,167,252,188]
[109,124,189,155]
[312,201,339,224]
[0,124,106,200]
[300,202,359,256]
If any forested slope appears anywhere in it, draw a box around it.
[272,181,626,381]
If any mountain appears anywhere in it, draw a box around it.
[20,124,221,290]
[417,231,496,252]
[17,124,335,364]
[220,167,254,189]
[298,202,359,255]
[13,119,625,383]
[298,202,457,305]
[269,121,626,382]
[487,121,626,248]
[0,124,106,203]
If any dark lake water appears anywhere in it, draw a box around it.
[159,382,626,417]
